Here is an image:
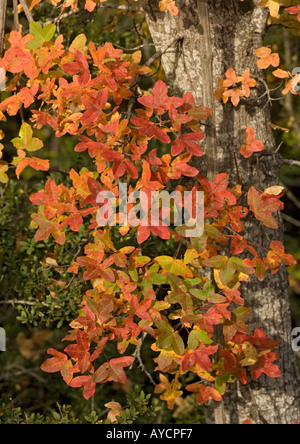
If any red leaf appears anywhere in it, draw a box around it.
[251,352,281,380]
[131,116,171,144]
[247,186,283,229]
[171,132,205,157]
[137,80,183,115]
[186,383,222,405]
[182,344,218,372]
[240,126,265,158]
[69,375,96,400]
[93,356,134,384]
[41,348,73,384]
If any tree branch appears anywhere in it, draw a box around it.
[44,2,144,25]
[18,0,34,23]
[13,0,19,29]
[130,332,156,386]
[281,159,300,168]
[144,35,184,67]
[0,0,8,57]
[282,213,300,228]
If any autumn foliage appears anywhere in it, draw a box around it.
[0,0,299,410]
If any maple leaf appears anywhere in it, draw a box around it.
[222,88,245,107]
[155,256,193,278]
[131,116,171,144]
[136,161,165,191]
[168,104,193,132]
[223,306,252,341]
[137,225,170,244]
[285,6,300,22]
[272,68,290,79]
[31,208,65,245]
[105,402,124,423]
[137,80,183,115]
[251,352,281,379]
[171,131,205,157]
[247,327,281,352]
[69,375,96,400]
[11,122,43,152]
[156,318,185,355]
[64,330,91,374]
[203,255,254,287]
[258,0,281,18]
[159,0,179,16]
[15,156,50,179]
[266,240,297,273]
[255,47,280,70]
[186,383,222,405]
[187,105,213,122]
[154,374,183,409]
[247,186,283,229]
[241,70,257,97]
[62,50,90,86]
[0,31,38,78]
[0,161,9,183]
[167,152,199,179]
[223,68,242,87]
[182,344,218,372]
[240,126,265,158]
[93,356,134,384]
[26,21,56,50]
[41,348,73,384]
[76,255,115,282]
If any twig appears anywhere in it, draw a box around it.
[13,0,19,29]
[282,213,300,228]
[96,2,144,12]
[44,3,144,25]
[281,159,300,168]
[144,35,184,67]
[18,0,34,23]
[0,299,50,306]
[115,42,155,52]
[130,332,156,386]
[127,35,184,92]
[280,181,300,211]
[48,167,69,176]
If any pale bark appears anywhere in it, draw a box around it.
[0,0,7,57]
[142,0,300,424]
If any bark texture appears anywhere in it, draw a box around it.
[0,0,7,57]
[142,0,300,424]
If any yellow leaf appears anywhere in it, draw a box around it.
[263,185,284,197]
[105,402,124,423]
[214,269,225,290]
[259,0,280,17]
[240,342,258,367]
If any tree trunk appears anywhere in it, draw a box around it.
[142,0,300,424]
[0,0,7,57]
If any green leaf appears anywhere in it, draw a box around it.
[155,256,193,278]
[188,329,213,349]
[0,161,9,183]
[156,319,185,355]
[11,123,43,152]
[69,34,87,53]
[26,21,56,50]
